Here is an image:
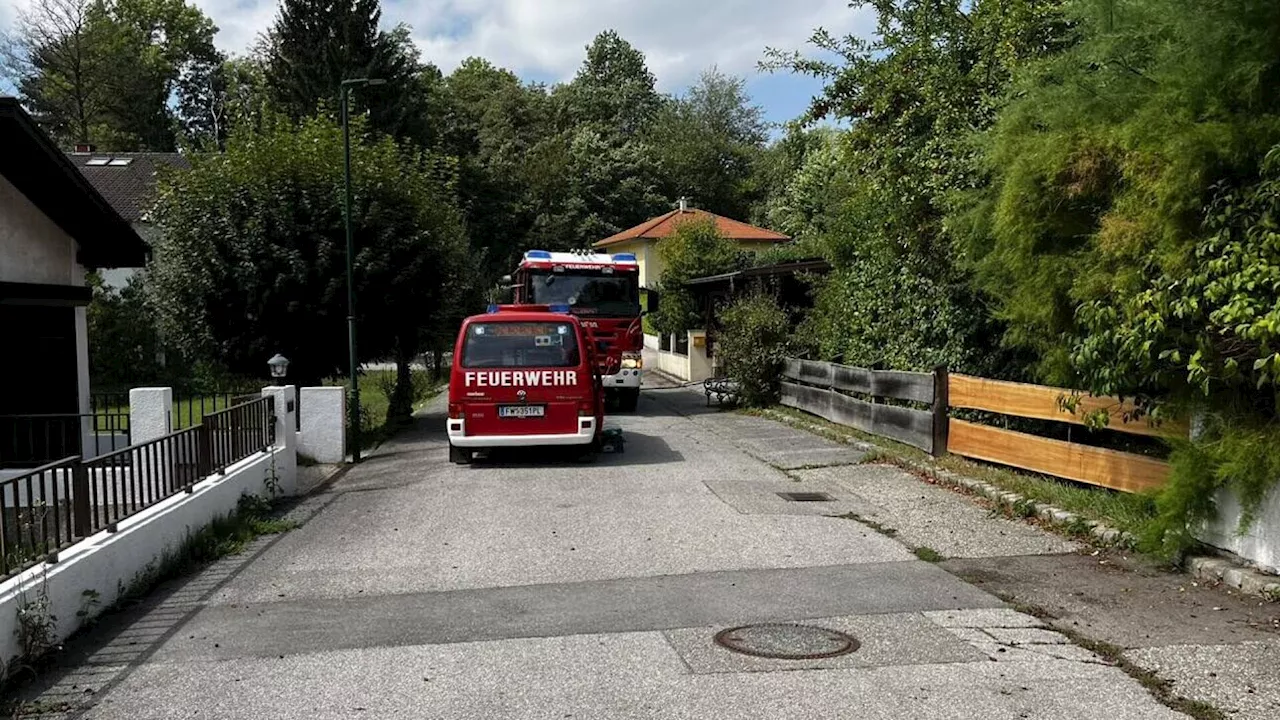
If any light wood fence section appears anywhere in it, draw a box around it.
[947,419,1169,494]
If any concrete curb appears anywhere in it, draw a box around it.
[757,408,1280,603]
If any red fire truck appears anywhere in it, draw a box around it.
[446,307,611,464]
[503,250,656,411]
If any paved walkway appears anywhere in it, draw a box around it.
[10,385,1277,719]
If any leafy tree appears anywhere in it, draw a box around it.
[262,0,428,143]
[440,58,552,277]
[86,272,168,388]
[765,0,1068,375]
[2,0,218,150]
[961,0,1280,382]
[650,217,747,336]
[147,115,470,416]
[648,68,767,219]
[556,30,661,136]
[525,128,668,251]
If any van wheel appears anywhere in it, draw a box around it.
[617,388,640,412]
[449,444,473,465]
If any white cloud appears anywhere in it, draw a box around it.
[397,0,870,89]
[2,0,873,98]
[190,0,871,90]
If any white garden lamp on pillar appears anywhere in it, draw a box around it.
[268,354,290,386]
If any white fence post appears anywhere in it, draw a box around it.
[128,387,172,444]
[297,386,347,464]
[127,387,173,507]
[261,386,298,496]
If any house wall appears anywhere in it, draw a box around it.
[0,175,92,416]
[606,238,781,291]
[0,175,80,286]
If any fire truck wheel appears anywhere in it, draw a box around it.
[616,388,640,412]
[449,443,473,465]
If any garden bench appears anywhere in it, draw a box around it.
[703,377,740,407]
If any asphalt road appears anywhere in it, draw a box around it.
[17,384,1196,719]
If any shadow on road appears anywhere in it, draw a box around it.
[465,429,683,469]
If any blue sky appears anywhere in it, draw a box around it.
[0,0,874,128]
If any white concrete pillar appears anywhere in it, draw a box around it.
[129,387,173,444]
[688,330,713,382]
[297,386,346,464]
[128,387,173,506]
[261,386,298,496]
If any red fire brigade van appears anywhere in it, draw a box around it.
[447,307,608,464]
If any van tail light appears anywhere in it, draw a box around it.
[578,399,594,417]
[448,403,463,419]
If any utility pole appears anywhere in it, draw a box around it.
[340,77,385,462]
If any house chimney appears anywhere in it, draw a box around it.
[73,143,96,154]
[678,196,689,212]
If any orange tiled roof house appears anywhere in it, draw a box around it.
[591,199,789,291]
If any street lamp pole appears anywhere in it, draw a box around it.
[340,77,384,463]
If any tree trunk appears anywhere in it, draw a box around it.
[387,331,418,427]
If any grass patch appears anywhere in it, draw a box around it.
[912,546,946,562]
[326,368,444,452]
[759,405,1160,541]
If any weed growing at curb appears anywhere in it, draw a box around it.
[0,493,299,708]
[913,546,946,562]
[833,512,898,538]
[988,593,1227,720]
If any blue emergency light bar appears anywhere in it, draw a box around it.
[612,253,637,262]
[525,250,552,260]
[549,303,571,314]
[487,303,499,313]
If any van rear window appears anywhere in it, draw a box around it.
[462,322,580,368]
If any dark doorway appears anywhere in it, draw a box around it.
[0,305,81,466]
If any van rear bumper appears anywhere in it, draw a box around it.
[446,417,596,447]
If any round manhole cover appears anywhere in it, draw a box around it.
[713,623,860,660]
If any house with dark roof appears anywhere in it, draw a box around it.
[66,150,189,289]
[591,198,790,290]
[0,98,148,467]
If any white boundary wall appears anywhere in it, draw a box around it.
[0,386,298,671]
[651,330,713,383]
[1198,487,1280,575]
[297,387,346,464]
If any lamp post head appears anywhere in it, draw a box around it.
[268,353,290,385]
[342,77,386,88]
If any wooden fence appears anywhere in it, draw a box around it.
[780,359,945,454]
[780,359,1181,494]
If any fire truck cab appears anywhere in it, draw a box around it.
[447,306,608,464]
[504,250,655,412]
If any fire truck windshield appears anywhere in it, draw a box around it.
[531,272,639,316]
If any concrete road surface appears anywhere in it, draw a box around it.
[15,386,1199,719]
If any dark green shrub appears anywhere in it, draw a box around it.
[716,294,791,407]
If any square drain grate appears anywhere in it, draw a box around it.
[777,491,835,502]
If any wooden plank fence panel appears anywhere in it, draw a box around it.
[781,382,832,422]
[796,359,834,387]
[831,364,872,395]
[949,374,1184,439]
[947,419,1169,494]
[828,390,874,434]
[870,370,934,404]
[872,404,934,452]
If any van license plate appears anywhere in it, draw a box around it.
[499,405,545,418]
